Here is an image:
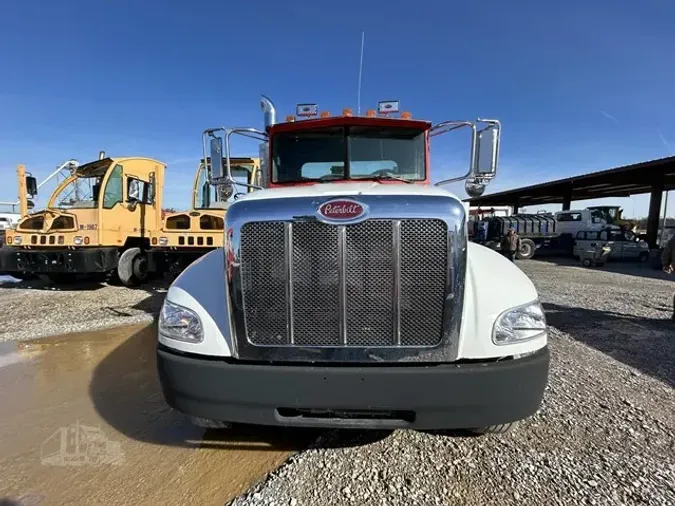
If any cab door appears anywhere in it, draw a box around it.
[98,163,154,247]
[122,173,155,243]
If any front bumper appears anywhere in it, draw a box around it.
[0,247,119,274]
[157,345,550,430]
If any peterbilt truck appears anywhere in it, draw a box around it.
[156,97,550,434]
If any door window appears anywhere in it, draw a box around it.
[103,164,124,209]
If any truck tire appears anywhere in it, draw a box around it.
[516,239,536,260]
[470,422,516,435]
[638,251,649,263]
[118,247,149,287]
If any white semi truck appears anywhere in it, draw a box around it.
[156,98,550,434]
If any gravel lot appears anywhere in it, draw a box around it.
[0,259,673,505]
[0,275,167,342]
[231,259,675,506]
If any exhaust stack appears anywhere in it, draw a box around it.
[260,95,276,129]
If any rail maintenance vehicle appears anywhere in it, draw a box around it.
[156,97,550,434]
[2,154,164,285]
[141,157,259,282]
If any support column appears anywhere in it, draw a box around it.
[646,182,664,249]
[512,200,519,215]
[562,196,572,211]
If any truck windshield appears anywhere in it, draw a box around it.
[52,175,102,209]
[271,126,426,183]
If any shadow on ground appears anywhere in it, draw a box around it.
[89,325,391,453]
[0,276,108,291]
[543,302,675,387]
[526,255,672,282]
[0,272,176,292]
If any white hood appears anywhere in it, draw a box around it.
[242,182,463,202]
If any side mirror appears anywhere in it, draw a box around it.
[210,136,225,180]
[25,176,38,197]
[258,141,269,188]
[474,125,499,178]
[127,179,140,202]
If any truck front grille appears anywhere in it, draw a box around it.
[239,219,448,348]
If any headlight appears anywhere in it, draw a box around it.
[159,237,168,246]
[73,236,84,246]
[492,301,547,345]
[159,299,203,343]
[12,236,22,245]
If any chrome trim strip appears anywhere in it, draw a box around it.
[226,193,467,363]
[447,227,454,300]
[285,222,295,344]
[337,225,347,345]
[392,220,402,345]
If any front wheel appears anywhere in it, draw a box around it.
[118,247,150,287]
[638,251,649,263]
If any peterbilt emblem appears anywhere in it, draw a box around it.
[317,199,367,222]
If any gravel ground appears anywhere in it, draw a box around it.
[0,276,167,341]
[231,259,675,506]
[0,258,673,505]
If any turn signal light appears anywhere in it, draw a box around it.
[84,237,90,245]
[152,237,158,245]
[400,111,412,119]
[342,108,353,117]
[365,109,376,117]
[320,111,331,118]
[285,115,296,122]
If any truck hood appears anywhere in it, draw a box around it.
[242,182,463,203]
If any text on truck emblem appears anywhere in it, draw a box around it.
[317,199,367,222]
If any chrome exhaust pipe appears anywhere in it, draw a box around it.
[260,95,276,128]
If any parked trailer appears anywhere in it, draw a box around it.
[476,213,575,259]
[475,209,613,260]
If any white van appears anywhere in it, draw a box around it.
[554,209,608,236]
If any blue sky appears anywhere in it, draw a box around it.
[0,0,673,217]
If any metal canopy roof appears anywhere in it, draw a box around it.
[466,156,675,207]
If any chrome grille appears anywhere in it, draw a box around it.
[239,219,448,348]
[240,222,287,345]
[292,222,341,346]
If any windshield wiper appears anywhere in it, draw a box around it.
[355,173,413,184]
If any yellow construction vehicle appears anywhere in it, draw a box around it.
[1,154,165,285]
[144,157,259,279]
[585,206,638,232]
